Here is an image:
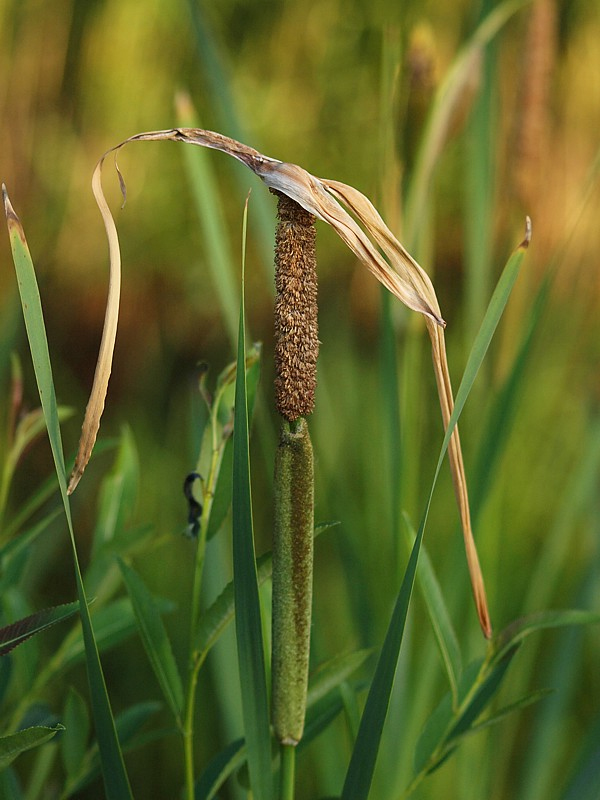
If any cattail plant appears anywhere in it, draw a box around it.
[63,128,494,799]
[270,191,318,748]
[68,125,491,639]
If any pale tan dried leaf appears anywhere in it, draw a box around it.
[426,318,491,638]
[320,179,444,325]
[67,156,122,493]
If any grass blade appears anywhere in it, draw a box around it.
[185,0,277,280]
[231,198,273,800]
[341,517,425,800]
[404,516,462,703]
[175,92,240,346]
[118,558,184,725]
[3,186,133,800]
[194,738,246,800]
[492,609,600,667]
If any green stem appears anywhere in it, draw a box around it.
[183,401,228,800]
[279,743,296,800]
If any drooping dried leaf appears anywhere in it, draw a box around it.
[427,318,491,638]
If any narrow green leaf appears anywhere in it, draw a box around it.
[196,522,337,660]
[175,94,240,346]
[196,550,272,660]
[492,610,600,666]
[182,8,277,281]
[55,596,175,676]
[205,437,234,541]
[466,688,553,735]
[3,187,132,800]
[65,702,163,797]
[341,521,425,800]
[0,438,119,547]
[210,345,262,540]
[231,199,273,800]
[91,427,139,557]
[440,221,531,469]
[413,691,454,775]
[113,701,164,744]
[470,272,551,523]
[413,661,544,778]
[307,650,372,709]
[0,725,64,770]
[404,515,462,702]
[0,507,62,577]
[194,737,246,800]
[62,688,90,780]
[196,662,362,800]
[0,601,79,657]
[118,558,184,723]
[449,646,519,740]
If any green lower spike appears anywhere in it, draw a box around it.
[271,417,314,745]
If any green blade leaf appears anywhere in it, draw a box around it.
[466,688,553,735]
[62,688,91,780]
[307,650,373,709]
[175,95,240,346]
[196,522,337,663]
[65,702,163,797]
[404,516,462,702]
[492,609,600,666]
[3,186,132,800]
[0,601,79,656]
[194,737,246,800]
[118,558,184,723]
[231,199,273,800]
[449,646,520,741]
[196,650,365,800]
[56,596,175,676]
[0,725,64,770]
[438,220,531,473]
[341,521,425,800]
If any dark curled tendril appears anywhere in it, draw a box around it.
[183,472,203,539]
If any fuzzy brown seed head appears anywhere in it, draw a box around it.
[272,190,319,420]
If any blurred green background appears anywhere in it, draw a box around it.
[1,0,599,798]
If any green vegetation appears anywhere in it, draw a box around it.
[1,1,599,798]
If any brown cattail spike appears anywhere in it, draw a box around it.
[272,190,319,421]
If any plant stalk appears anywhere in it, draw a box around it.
[271,192,318,747]
[279,743,296,800]
[183,402,227,800]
